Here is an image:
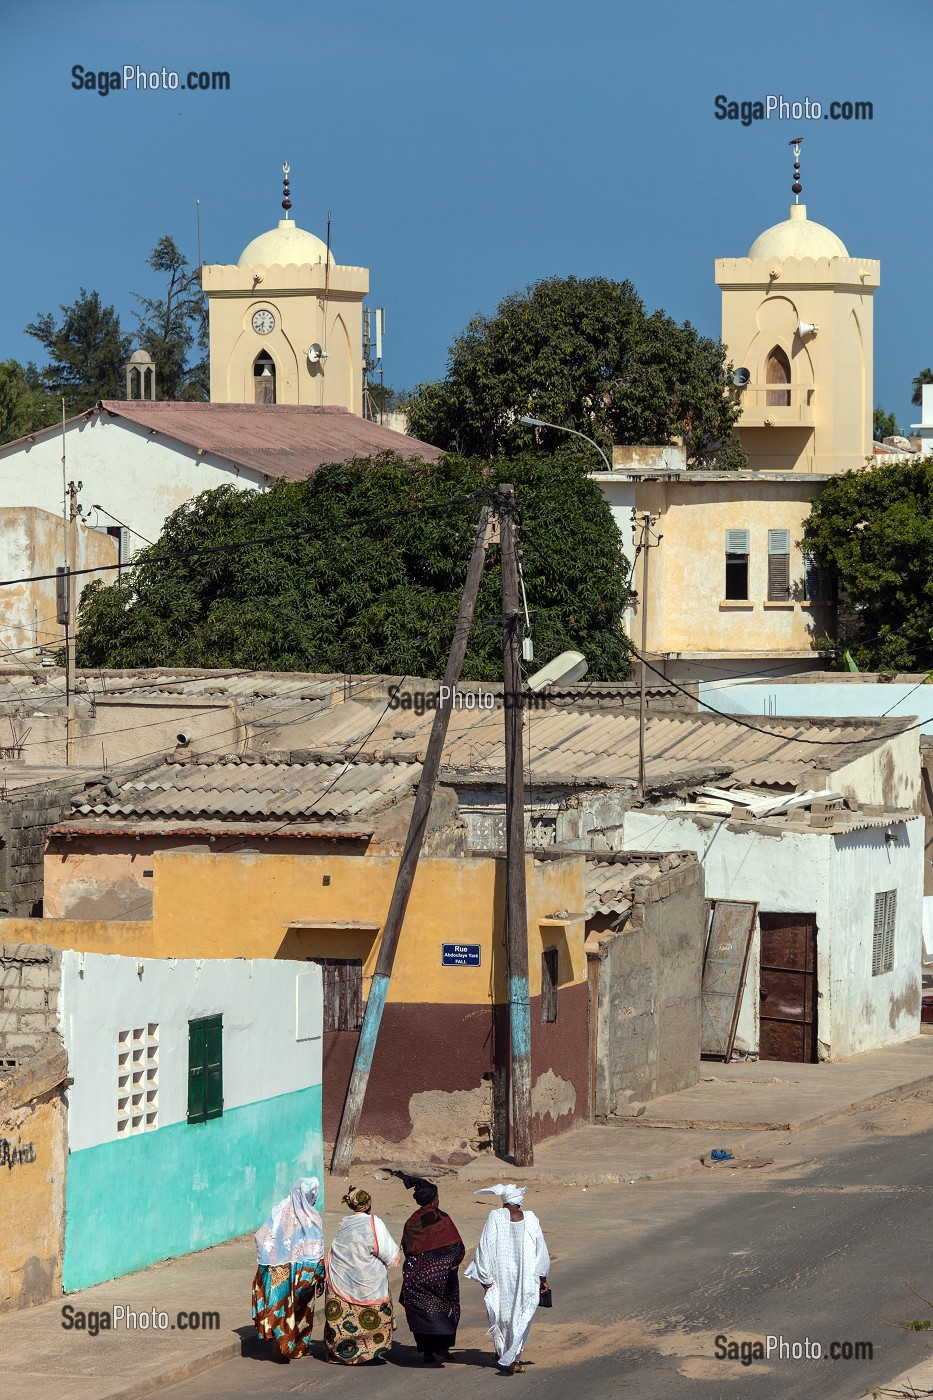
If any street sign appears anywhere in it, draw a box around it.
[442,943,481,967]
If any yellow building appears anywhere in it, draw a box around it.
[716,144,878,474]
[203,164,367,413]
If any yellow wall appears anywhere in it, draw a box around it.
[633,477,832,657]
[716,252,878,474]
[0,1096,65,1311]
[8,850,588,1004]
[203,261,367,413]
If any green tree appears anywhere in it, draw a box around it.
[873,406,900,440]
[134,236,208,400]
[25,290,131,411]
[75,452,633,678]
[713,435,749,471]
[406,276,740,467]
[804,458,933,671]
[912,368,933,408]
[0,360,59,444]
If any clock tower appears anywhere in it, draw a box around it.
[202,164,368,412]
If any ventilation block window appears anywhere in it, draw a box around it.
[541,948,559,1024]
[310,957,363,1031]
[767,529,791,602]
[187,1014,223,1124]
[872,891,896,976]
[117,1024,159,1135]
[725,529,750,600]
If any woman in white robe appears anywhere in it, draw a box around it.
[323,1187,401,1364]
[465,1185,550,1373]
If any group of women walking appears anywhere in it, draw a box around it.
[251,1175,550,1373]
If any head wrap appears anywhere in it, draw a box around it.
[386,1169,438,1207]
[255,1177,324,1266]
[476,1183,527,1206]
[342,1186,372,1213]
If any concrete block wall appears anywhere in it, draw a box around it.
[1,783,81,917]
[0,943,63,1067]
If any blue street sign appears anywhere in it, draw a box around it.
[442,943,482,967]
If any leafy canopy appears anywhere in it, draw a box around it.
[75,452,633,679]
[406,276,740,468]
[873,406,900,441]
[804,458,933,671]
[134,237,208,401]
[25,289,131,412]
[0,360,59,445]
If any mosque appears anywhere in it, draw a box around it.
[201,163,368,414]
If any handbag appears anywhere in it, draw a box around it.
[539,1286,553,1309]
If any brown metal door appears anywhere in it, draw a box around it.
[759,914,818,1063]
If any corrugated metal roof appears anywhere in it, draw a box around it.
[71,755,419,824]
[96,402,442,480]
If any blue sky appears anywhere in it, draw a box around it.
[1,0,929,427]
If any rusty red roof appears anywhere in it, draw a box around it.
[95,401,441,481]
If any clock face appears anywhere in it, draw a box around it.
[251,309,275,335]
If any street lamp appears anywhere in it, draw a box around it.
[518,415,613,472]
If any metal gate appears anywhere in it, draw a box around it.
[701,900,758,1060]
[759,913,818,1063]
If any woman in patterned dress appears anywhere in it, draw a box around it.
[323,1187,401,1364]
[398,1176,465,1364]
[251,1177,325,1363]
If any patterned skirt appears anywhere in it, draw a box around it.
[252,1261,324,1359]
[323,1288,394,1364]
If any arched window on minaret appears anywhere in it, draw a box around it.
[253,351,276,404]
[766,346,791,407]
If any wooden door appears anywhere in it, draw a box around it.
[759,914,818,1063]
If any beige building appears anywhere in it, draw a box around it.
[716,185,878,474]
[597,460,835,682]
[203,166,367,413]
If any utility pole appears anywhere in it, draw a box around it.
[498,483,534,1168]
[65,479,82,766]
[331,504,492,1175]
[634,510,662,800]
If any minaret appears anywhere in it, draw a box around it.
[202,163,368,412]
[715,145,879,473]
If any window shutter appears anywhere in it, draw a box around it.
[882,890,896,973]
[204,1016,223,1120]
[725,529,749,555]
[541,948,559,1024]
[187,1020,206,1123]
[768,552,791,601]
[804,554,823,602]
[768,529,791,555]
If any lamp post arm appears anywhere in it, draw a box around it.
[519,416,612,472]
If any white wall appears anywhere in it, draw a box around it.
[624,809,923,1058]
[0,416,268,560]
[702,680,933,735]
[58,952,322,1151]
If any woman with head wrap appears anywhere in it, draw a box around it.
[465,1184,551,1374]
[394,1174,465,1364]
[252,1177,325,1363]
[323,1187,401,1365]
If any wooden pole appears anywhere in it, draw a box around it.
[636,512,650,800]
[499,483,534,1167]
[331,505,491,1175]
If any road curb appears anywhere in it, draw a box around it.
[91,1338,242,1400]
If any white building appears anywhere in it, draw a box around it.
[910,383,933,454]
[624,803,923,1063]
[58,950,322,1291]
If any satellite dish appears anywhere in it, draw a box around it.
[307,344,329,363]
[732,367,751,387]
[527,650,588,694]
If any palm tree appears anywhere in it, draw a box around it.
[912,368,933,407]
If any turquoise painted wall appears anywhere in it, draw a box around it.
[63,1084,323,1292]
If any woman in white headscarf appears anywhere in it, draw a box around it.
[465,1185,551,1374]
[323,1186,401,1365]
[252,1177,325,1363]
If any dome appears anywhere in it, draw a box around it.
[748,203,848,260]
[238,218,333,269]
